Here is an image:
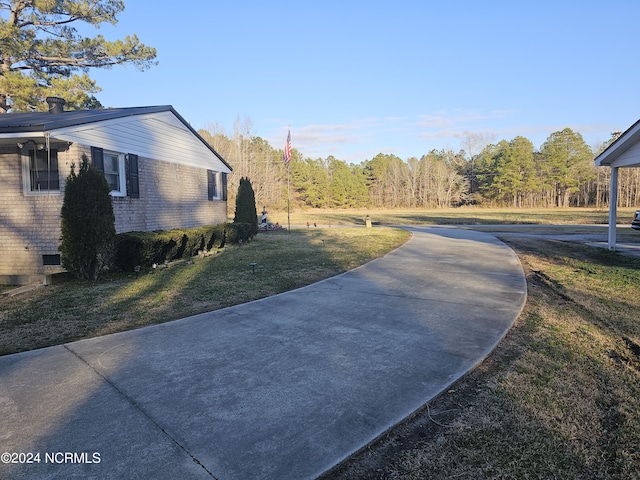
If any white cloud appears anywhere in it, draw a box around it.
[262,110,622,163]
[413,115,453,129]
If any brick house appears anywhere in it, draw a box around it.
[0,98,232,285]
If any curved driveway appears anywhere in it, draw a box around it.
[0,227,526,480]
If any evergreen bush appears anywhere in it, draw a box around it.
[60,155,115,280]
[233,177,258,237]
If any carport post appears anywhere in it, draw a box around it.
[608,166,619,251]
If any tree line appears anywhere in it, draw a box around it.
[2,1,636,213]
[199,120,640,213]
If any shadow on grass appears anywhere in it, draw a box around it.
[0,228,409,356]
[326,236,640,479]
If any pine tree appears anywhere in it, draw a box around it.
[60,155,115,280]
[540,128,594,207]
[0,1,157,112]
[233,177,258,237]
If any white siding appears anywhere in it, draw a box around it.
[611,140,640,168]
[48,111,231,173]
[595,119,640,169]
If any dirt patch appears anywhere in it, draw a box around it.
[319,378,490,479]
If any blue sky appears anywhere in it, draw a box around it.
[88,1,640,163]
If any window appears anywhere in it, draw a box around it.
[103,151,121,192]
[207,170,217,200]
[208,171,228,201]
[91,147,139,198]
[28,148,59,192]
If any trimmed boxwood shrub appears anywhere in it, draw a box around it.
[114,222,252,272]
[223,222,253,245]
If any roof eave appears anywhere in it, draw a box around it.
[0,106,232,172]
[594,118,640,167]
[166,107,233,172]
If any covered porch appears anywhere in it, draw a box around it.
[594,119,640,250]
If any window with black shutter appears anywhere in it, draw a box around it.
[90,146,137,197]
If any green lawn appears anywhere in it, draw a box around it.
[269,206,639,227]
[326,229,640,480]
[0,227,410,356]
[2,208,640,478]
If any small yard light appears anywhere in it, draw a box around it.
[249,262,257,273]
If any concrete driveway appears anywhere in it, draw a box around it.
[0,227,527,480]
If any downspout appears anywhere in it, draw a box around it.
[45,132,51,195]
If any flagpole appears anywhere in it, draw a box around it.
[287,161,291,232]
[283,125,292,232]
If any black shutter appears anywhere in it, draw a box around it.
[126,154,140,198]
[207,170,215,200]
[222,173,228,201]
[91,146,104,171]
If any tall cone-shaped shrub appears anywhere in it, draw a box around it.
[60,155,115,280]
[233,177,258,237]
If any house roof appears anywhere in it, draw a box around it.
[594,118,640,168]
[0,106,172,132]
[0,105,232,172]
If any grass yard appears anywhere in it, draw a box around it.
[0,227,410,356]
[2,207,640,478]
[269,206,639,228]
[326,234,640,479]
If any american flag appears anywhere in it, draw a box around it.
[283,129,291,164]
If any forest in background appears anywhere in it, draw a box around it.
[198,120,640,214]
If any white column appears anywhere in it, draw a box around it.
[608,166,618,250]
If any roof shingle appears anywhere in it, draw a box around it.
[0,106,174,133]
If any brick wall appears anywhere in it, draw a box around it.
[0,143,75,282]
[1,143,229,284]
[111,155,228,233]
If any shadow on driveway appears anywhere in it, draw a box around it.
[0,227,527,480]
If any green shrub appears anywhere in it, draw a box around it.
[224,222,253,244]
[114,233,144,272]
[60,156,115,280]
[233,177,258,237]
[114,222,251,271]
